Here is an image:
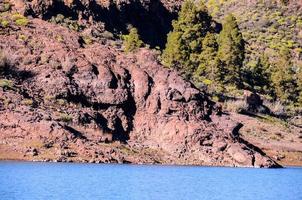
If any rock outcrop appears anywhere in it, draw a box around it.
[0,1,281,168]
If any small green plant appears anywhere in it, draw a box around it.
[211,96,219,102]
[11,13,24,20]
[12,13,29,26]
[123,28,143,53]
[3,98,11,107]
[59,113,73,123]
[68,22,79,31]
[55,35,64,42]
[0,19,9,27]
[0,3,11,12]
[44,95,55,102]
[80,35,93,45]
[15,18,29,26]
[18,34,27,41]
[21,99,33,106]
[56,99,67,106]
[202,79,213,85]
[53,14,65,23]
[50,14,84,32]
[0,79,14,89]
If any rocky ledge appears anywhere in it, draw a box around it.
[0,1,281,168]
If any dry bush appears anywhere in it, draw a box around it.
[264,101,286,116]
[0,49,16,73]
[0,51,11,71]
[224,100,249,113]
[61,56,75,69]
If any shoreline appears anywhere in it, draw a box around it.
[0,158,295,168]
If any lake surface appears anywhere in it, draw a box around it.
[0,162,301,200]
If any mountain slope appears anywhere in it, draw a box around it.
[204,0,302,81]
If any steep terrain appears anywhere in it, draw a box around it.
[0,0,284,167]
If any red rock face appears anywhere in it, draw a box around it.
[0,2,281,167]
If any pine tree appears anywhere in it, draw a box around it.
[123,28,143,53]
[271,49,298,103]
[162,0,213,78]
[217,14,245,87]
[245,55,272,94]
[194,32,220,89]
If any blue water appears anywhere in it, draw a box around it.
[0,162,301,200]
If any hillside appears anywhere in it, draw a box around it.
[204,0,302,83]
[202,0,302,166]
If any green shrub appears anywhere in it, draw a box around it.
[202,79,213,85]
[44,95,55,102]
[82,35,93,45]
[56,99,67,106]
[59,113,73,123]
[55,35,64,42]
[0,19,9,27]
[21,99,33,106]
[123,28,143,53]
[0,79,14,89]
[12,14,29,26]
[50,14,84,32]
[0,3,11,12]
[18,34,27,41]
[15,18,29,26]
[11,13,24,20]
[53,14,65,23]
[68,22,79,31]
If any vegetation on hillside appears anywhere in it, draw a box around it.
[203,0,302,103]
[161,0,301,111]
[123,27,144,53]
[162,0,214,78]
[217,14,245,88]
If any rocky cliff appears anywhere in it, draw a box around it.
[0,0,281,167]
